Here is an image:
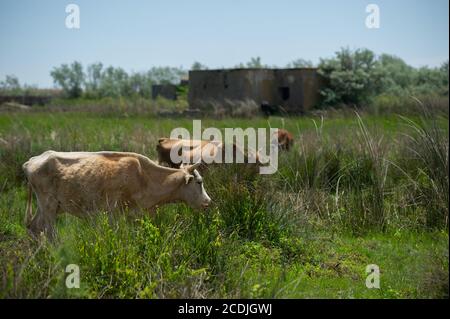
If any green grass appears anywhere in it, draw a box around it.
[0,110,448,298]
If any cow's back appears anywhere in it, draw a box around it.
[24,151,146,215]
[157,138,211,168]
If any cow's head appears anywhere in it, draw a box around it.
[179,162,211,209]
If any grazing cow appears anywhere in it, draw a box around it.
[276,129,294,151]
[156,138,260,169]
[22,150,211,237]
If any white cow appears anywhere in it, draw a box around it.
[22,150,211,237]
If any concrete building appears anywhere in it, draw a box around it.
[188,68,323,114]
[152,84,178,100]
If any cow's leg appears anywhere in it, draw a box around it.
[28,206,43,238]
[43,198,58,240]
[28,194,58,239]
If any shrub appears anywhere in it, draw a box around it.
[318,48,385,106]
[318,48,448,108]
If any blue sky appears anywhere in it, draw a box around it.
[0,0,448,88]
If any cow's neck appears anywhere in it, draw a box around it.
[142,170,185,208]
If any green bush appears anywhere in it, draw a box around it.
[318,48,448,108]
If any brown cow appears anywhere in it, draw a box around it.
[22,150,210,237]
[156,138,260,169]
[276,129,294,151]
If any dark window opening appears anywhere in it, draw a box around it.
[279,87,290,101]
[224,74,228,89]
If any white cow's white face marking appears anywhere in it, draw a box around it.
[181,170,211,209]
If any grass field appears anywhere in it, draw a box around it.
[0,110,448,298]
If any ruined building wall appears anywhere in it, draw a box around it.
[188,68,323,113]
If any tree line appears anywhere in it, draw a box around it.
[50,63,186,99]
[1,48,448,106]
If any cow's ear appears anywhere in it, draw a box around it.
[185,174,194,184]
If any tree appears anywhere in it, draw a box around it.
[0,75,21,93]
[318,48,384,106]
[234,57,267,69]
[413,65,449,95]
[439,60,449,92]
[191,61,208,71]
[97,66,130,97]
[286,58,314,68]
[128,72,152,98]
[246,56,264,68]
[377,54,416,94]
[50,61,85,98]
[85,62,103,97]
[147,66,186,84]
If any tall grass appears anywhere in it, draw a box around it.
[397,116,449,228]
[0,105,448,298]
[274,109,448,234]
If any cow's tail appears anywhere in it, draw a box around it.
[24,182,33,226]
